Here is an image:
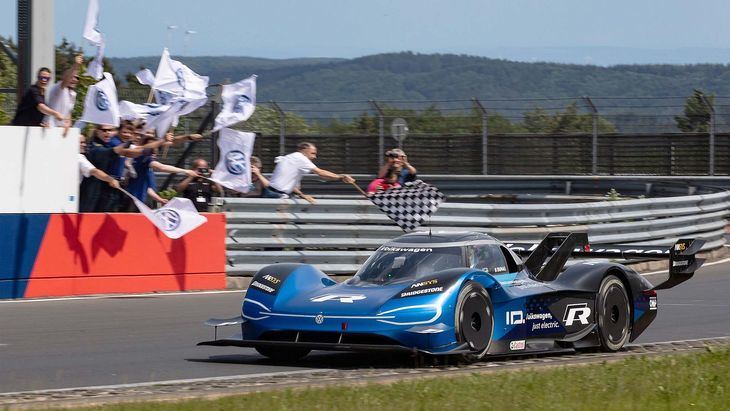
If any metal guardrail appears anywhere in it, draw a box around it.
[220,189,730,276]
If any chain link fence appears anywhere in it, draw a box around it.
[1,89,728,175]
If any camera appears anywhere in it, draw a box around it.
[197,167,210,176]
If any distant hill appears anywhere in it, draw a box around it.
[110,52,730,101]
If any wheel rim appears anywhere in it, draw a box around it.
[460,292,491,351]
[601,283,630,345]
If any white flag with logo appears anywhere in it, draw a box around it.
[152,48,209,100]
[213,75,257,132]
[135,68,155,86]
[210,128,255,193]
[82,0,103,45]
[121,190,207,239]
[80,72,119,127]
[86,41,105,80]
[119,100,169,122]
[143,100,184,139]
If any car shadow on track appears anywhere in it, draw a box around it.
[186,351,431,369]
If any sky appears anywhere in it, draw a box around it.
[2,0,730,65]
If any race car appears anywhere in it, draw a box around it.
[199,231,704,362]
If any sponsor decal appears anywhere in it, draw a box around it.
[411,279,438,289]
[672,260,689,267]
[506,310,524,325]
[314,314,324,325]
[310,294,367,303]
[492,266,507,273]
[649,296,658,310]
[509,340,526,351]
[399,287,443,298]
[262,274,281,285]
[675,242,687,251]
[563,303,592,326]
[250,280,275,294]
[380,246,433,253]
[499,279,543,289]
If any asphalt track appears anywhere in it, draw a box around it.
[1,262,729,394]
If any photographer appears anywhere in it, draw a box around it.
[176,158,224,212]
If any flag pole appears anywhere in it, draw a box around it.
[349,181,368,198]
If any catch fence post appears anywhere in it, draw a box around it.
[271,101,286,155]
[700,94,715,176]
[583,96,599,174]
[370,100,385,166]
[473,98,489,175]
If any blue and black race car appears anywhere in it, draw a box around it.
[199,232,703,362]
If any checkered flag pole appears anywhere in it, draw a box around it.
[368,180,445,232]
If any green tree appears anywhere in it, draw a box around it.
[675,89,713,132]
[0,36,17,124]
[523,103,615,133]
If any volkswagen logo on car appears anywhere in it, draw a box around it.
[314,314,325,325]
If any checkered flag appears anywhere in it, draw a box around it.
[369,180,445,231]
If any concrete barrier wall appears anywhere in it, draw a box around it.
[0,213,227,299]
[0,126,80,213]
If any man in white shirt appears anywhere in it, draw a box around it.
[265,142,355,203]
[46,55,83,128]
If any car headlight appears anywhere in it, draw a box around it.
[376,304,441,325]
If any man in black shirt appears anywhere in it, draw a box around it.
[176,158,224,212]
[12,67,66,127]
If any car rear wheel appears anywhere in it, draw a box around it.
[596,275,631,351]
[255,346,311,362]
[454,281,493,362]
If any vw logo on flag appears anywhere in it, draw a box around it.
[175,68,186,89]
[154,209,182,231]
[95,90,110,111]
[225,150,247,175]
[233,95,251,113]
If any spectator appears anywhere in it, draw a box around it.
[125,131,199,208]
[11,67,65,127]
[45,55,82,128]
[367,166,401,194]
[378,148,417,185]
[175,158,224,212]
[78,138,120,190]
[243,156,270,197]
[263,142,355,204]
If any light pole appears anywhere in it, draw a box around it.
[165,25,178,48]
[183,30,197,55]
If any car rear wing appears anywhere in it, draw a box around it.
[507,233,705,289]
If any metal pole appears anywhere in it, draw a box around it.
[271,101,286,155]
[583,96,599,174]
[211,100,220,166]
[370,100,385,166]
[700,94,715,176]
[17,0,32,99]
[473,98,488,175]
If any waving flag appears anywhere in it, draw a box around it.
[135,68,156,86]
[143,100,185,139]
[210,128,255,193]
[80,72,119,127]
[121,190,207,239]
[152,48,209,100]
[119,100,169,122]
[83,0,105,80]
[368,180,445,232]
[82,0,102,45]
[213,75,257,131]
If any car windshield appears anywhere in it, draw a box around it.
[353,246,464,284]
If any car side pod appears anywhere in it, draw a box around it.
[650,238,705,290]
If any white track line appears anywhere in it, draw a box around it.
[0,289,245,304]
[0,368,332,396]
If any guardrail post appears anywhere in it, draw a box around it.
[583,96,599,174]
[700,94,715,176]
[473,98,489,175]
[271,101,286,155]
[370,100,385,166]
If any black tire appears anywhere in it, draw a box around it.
[596,275,631,351]
[454,281,493,362]
[255,346,311,361]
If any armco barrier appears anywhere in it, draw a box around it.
[221,191,730,276]
[0,213,226,299]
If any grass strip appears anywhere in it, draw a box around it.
[86,345,730,411]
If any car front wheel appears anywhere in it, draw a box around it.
[454,281,493,362]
